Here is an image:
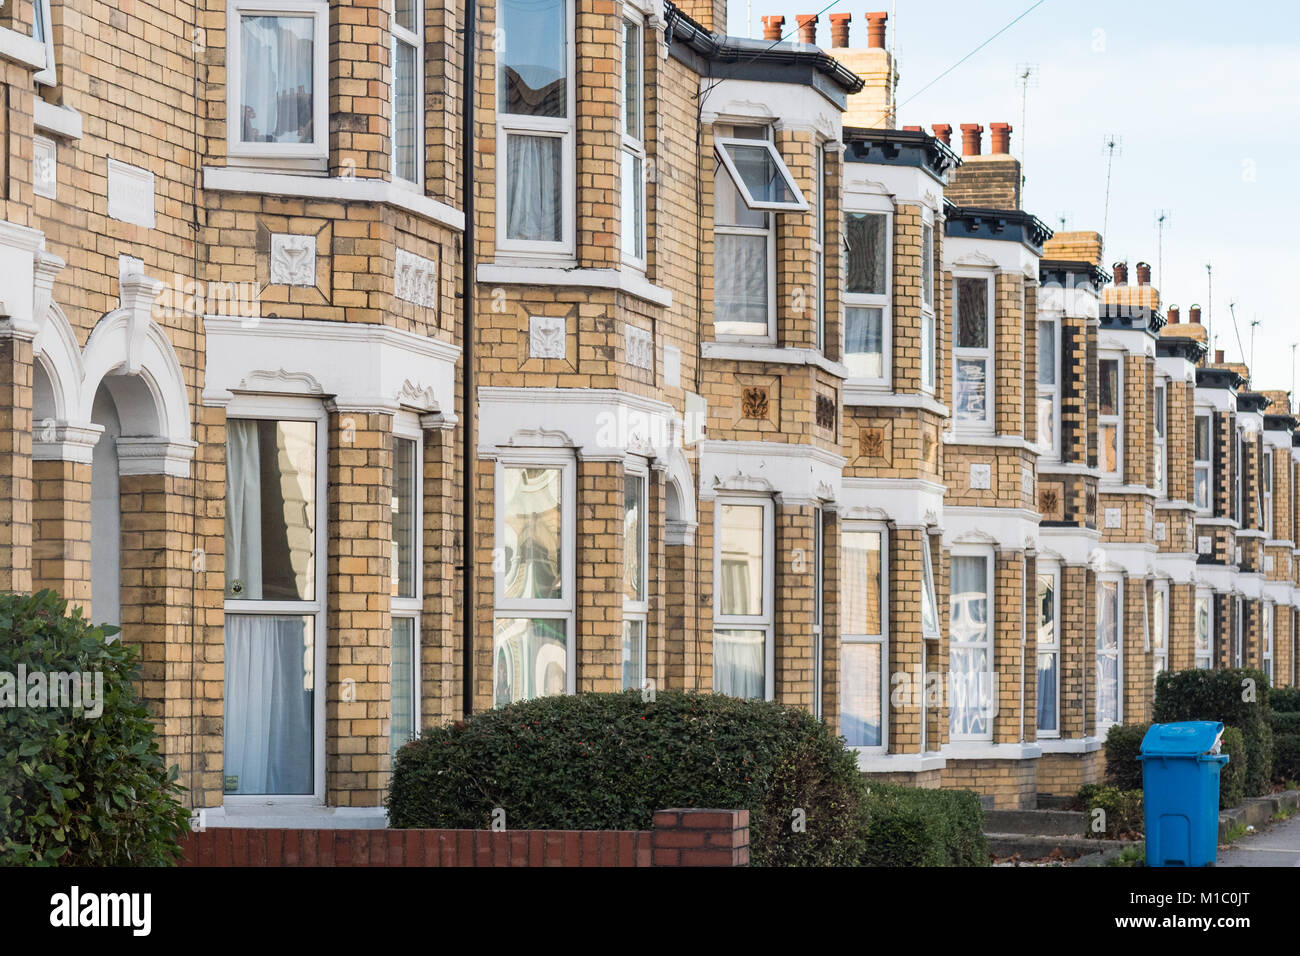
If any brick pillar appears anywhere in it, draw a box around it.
[1123,353,1151,488]
[993,274,1024,438]
[1022,282,1038,445]
[330,0,390,179]
[697,498,716,692]
[576,457,622,692]
[1278,607,1294,688]
[775,501,816,709]
[1059,564,1093,739]
[1245,599,1261,671]
[0,333,35,592]
[888,526,925,754]
[32,454,95,611]
[664,516,698,691]
[650,809,750,867]
[821,508,842,731]
[575,3,620,269]
[927,532,948,752]
[647,466,667,693]
[1023,551,1038,742]
[992,549,1026,743]
[326,410,393,806]
[773,127,816,351]
[422,419,459,726]
[890,204,923,391]
[1123,576,1151,725]
[1168,582,1196,672]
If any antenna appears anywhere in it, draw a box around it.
[1056,212,1069,232]
[1228,300,1246,375]
[1206,263,1213,358]
[1250,317,1262,372]
[1101,135,1123,243]
[1292,343,1297,414]
[1154,210,1172,289]
[1015,63,1038,202]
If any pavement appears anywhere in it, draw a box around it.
[1218,813,1300,866]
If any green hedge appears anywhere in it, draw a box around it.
[0,590,189,865]
[1271,687,1300,713]
[1154,668,1272,796]
[859,783,987,867]
[1103,723,1148,792]
[1219,726,1247,809]
[1078,784,1143,838]
[389,690,868,866]
[1270,712,1300,736]
[1273,734,1300,785]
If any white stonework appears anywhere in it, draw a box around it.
[1105,508,1122,529]
[529,315,567,359]
[625,324,653,370]
[664,344,681,388]
[270,234,318,287]
[394,248,438,307]
[1197,536,1213,555]
[33,135,56,199]
[1154,522,1167,542]
[107,158,155,228]
[969,463,991,490]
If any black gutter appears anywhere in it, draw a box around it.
[461,0,476,720]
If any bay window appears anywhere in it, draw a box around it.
[1194,414,1212,511]
[1195,592,1213,668]
[497,0,574,253]
[953,276,993,428]
[620,17,646,267]
[1152,582,1169,683]
[714,498,774,700]
[844,207,890,383]
[949,552,994,739]
[841,527,887,750]
[227,0,329,162]
[494,457,576,704]
[391,0,422,184]
[390,430,421,754]
[1153,382,1166,496]
[1037,317,1060,455]
[921,219,936,392]
[622,467,648,690]
[224,407,325,798]
[1099,358,1121,477]
[1097,577,1122,733]
[1036,565,1060,738]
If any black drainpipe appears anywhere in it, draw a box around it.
[461,0,476,720]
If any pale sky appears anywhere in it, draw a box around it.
[727,0,1300,404]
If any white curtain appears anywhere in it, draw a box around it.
[715,630,765,699]
[1037,653,1057,732]
[241,15,314,144]
[224,615,314,795]
[226,420,262,600]
[714,233,767,333]
[507,134,562,241]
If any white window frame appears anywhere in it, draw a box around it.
[1036,562,1061,740]
[713,137,808,212]
[713,495,775,701]
[226,0,330,163]
[813,510,824,718]
[1264,601,1275,683]
[222,395,328,805]
[390,418,423,754]
[921,214,937,393]
[921,533,940,641]
[1195,591,1213,669]
[1098,354,1123,480]
[1264,447,1274,538]
[1235,432,1245,525]
[712,124,778,343]
[622,461,649,691]
[390,0,424,187]
[843,198,892,388]
[952,271,996,433]
[1233,595,1244,667]
[1096,575,1123,736]
[841,522,889,754]
[1153,380,1167,496]
[620,14,646,269]
[1194,412,1212,513]
[495,0,576,258]
[1037,315,1061,458]
[493,451,578,699]
[32,0,57,86]
[814,144,826,354]
[1152,581,1169,683]
[949,546,995,742]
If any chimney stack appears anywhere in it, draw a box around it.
[828,12,850,47]
[1216,349,1225,364]
[960,123,983,156]
[931,123,952,146]
[865,11,887,48]
[761,15,785,41]
[990,122,1013,155]
[1136,262,1151,286]
[1167,305,1180,324]
[1113,261,1128,286]
[1190,304,1202,325]
[796,14,818,45]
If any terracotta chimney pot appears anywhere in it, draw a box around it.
[960,123,983,157]
[865,11,887,48]
[1136,262,1152,285]
[761,15,785,41]
[990,122,1012,154]
[828,12,850,47]
[1167,305,1180,324]
[931,124,952,146]
[796,14,818,45]
[1112,262,1128,286]
[1190,304,1202,324]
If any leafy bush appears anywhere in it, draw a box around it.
[1271,687,1300,713]
[0,590,189,865]
[1219,726,1247,810]
[1270,712,1300,736]
[1078,784,1143,838]
[1103,723,1148,792]
[858,783,987,867]
[1155,668,1272,796]
[389,690,867,866]
[1273,734,1300,786]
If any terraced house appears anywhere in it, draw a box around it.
[1,0,1298,827]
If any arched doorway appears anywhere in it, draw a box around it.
[90,383,123,627]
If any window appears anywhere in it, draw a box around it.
[714,498,774,700]
[1233,596,1244,668]
[844,209,890,383]
[494,458,576,704]
[920,536,940,640]
[813,511,824,718]
[1037,318,1060,455]
[1097,577,1122,734]
[622,468,648,690]
[1152,583,1168,683]
[953,276,993,428]
[1036,565,1060,738]
[1194,414,1212,511]
[1195,593,1213,669]
[713,125,777,339]
[391,0,422,184]
[391,432,421,755]
[1153,382,1166,496]
[227,1,329,161]
[921,219,936,392]
[714,137,808,212]
[841,528,887,749]
[1235,435,1244,523]
[950,552,994,739]
[223,410,325,798]
[620,17,646,267]
[1264,448,1274,537]
[497,0,574,253]
[814,146,826,353]
[1099,358,1121,477]
[32,0,56,86]
[1264,603,1275,683]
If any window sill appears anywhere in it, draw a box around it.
[476,262,671,308]
[197,804,389,830]
[854,752,946,774]
[34,100,81,140]
[1035,737,1102,755]
[0,27,45,71]
[700,342,849,378]
[942,741,1043,761]
[844,385,948,416]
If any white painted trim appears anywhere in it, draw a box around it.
[698,440,845,506]
[713,494,776,701]
[840,477,946,528]
[941,742,1043,761]
[33,100,82,140]
[1035,737,1101,755]
[116,437,197,477]
[476,262,671,307]
[197,804,389,829]
[844,387,948,416]
[1035,526,1102,567]
[478,386,678,463]
[203,166,465,232]
[856,752,946,774]
[942,506,1041,551]
[700,341,848,378]
[32,423,103,464]
[0,26,46,71]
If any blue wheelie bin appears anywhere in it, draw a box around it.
[1138,721,1229,867]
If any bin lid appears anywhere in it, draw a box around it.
[1139,721,1224,757]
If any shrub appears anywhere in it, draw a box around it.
[0,590,190,866]
[1219,726,1247,809]
[1270,712,1300,736]
[1078,784,1143,838]
[1154,668,1272,796]
[859,783,987,867]
[389,690,867,866]
[1103,723,1148,792]
[1273,734,1300,786]
[1271,687,1300,713]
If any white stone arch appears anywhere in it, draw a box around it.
[31,302,84,423]
[664,446,697,528]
